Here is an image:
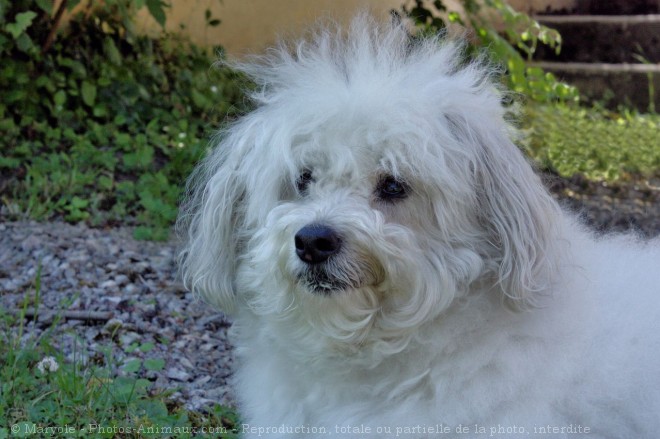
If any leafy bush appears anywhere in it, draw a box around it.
[400,0,579,102]
[524,104,660,180]
[0,0,247,240]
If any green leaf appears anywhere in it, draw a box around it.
[139,342,155,352]
[35,75,55,92]
[81,81,96,107]
[146,0,167,27]
[143,358,165,371]
[116,181,135,198]
[0,118,16,132]
[98,175,113,190]
[5,89,27,103]
[447,11,463,24]
[122,358,142,373]
[15,71,29,84]
[36,0,53,14]
[103,37,122,66]
[70,196,88,209]
[110,377,142,401]
[6,11,38,39]
[15,33,34,53]
[191,88,210,109]
[135,378,152,392]
[97,77,112,87]
[53,90,66,106]
[136,399,169,419]
[60,58,87,78]
[92,104,108,117]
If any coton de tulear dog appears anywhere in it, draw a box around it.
[179,15,660,438]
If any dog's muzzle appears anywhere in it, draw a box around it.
[295,224,342,264]
[294,224,349,293]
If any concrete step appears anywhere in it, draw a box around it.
[533,15,660,63]
[530,61,660,110]
[542,0,660,15]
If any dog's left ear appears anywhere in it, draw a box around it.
[446,110,562,309]
[177,134,246,315]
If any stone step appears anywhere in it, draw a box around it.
[530,61,660,110]
[533,15,660,63]
[542,0,659,15]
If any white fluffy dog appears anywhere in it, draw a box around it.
[179,15,660,438]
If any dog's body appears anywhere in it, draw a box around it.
[179,16,660,437]
[232,228,660,437]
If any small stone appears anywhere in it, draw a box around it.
[21,235,41,251]
[114,274,129,286]
[119,331,141,347]
[192,375,212,387]
[166,368,191,382]
[103,296,123,306]
[179,356,195,370]
[100,280,117,290]
[200,343,217,352]
[124,283,140,294]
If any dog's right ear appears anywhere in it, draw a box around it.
[444,109,562,310]
[177,134,246,314]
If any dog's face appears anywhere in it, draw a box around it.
[179,16,561,357]
[236,118,486,343]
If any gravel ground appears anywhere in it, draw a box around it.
[0,174,658,413]
[546,173,660,237]
[0,221,235,412]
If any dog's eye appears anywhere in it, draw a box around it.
[296,170,313,194]
[376,176,408,201]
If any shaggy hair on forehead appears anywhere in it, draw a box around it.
[178,13,660,438]
[236,17,501,144]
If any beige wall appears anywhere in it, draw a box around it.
[136,0,405,56]
[133,0,576,56]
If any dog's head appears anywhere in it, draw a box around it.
[179,15,561,352]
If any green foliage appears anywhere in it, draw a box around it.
[401,0,660,184]
[0,0,247,240]
[524,104,660,181]
[0,273,240,437]
[400,0,579,102]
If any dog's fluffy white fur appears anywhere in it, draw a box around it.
[179,15,660,438]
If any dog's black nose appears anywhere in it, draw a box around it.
[295,224,341,264]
